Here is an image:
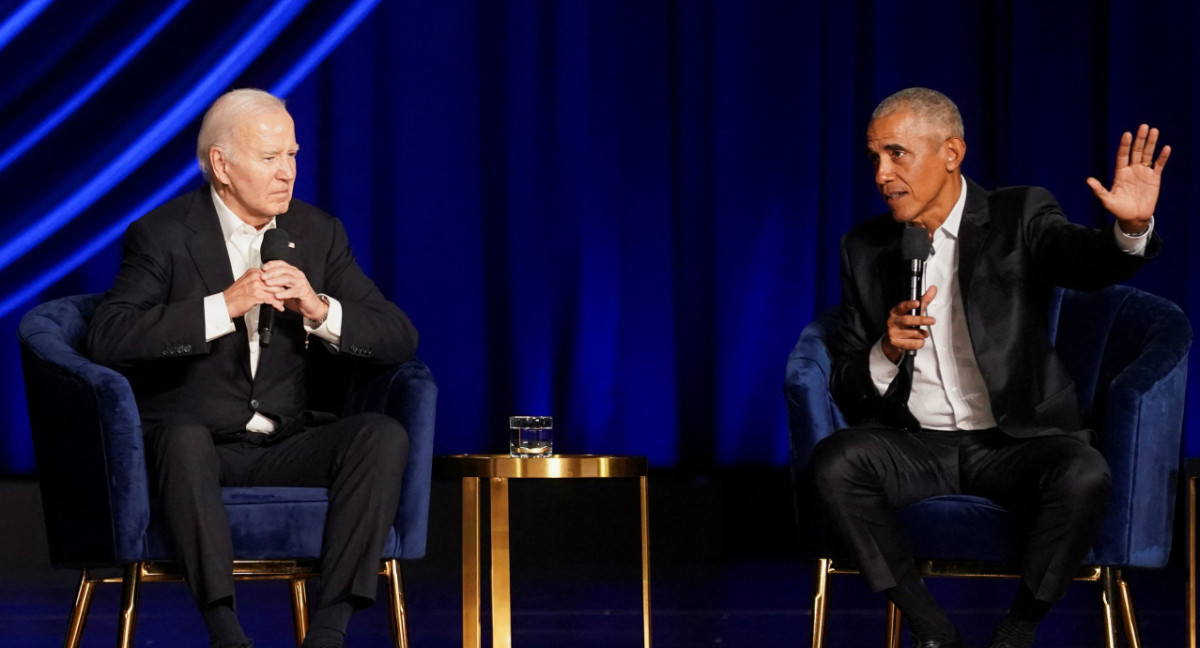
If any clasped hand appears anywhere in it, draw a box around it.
[223,260,327,321]
[882,286,937,364]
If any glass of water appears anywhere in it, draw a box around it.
[509,415,553,458]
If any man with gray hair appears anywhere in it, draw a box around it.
[808,87,1169,648]
[87,89,418,648]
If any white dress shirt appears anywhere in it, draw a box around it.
[201,186,344,433]
[868,177,1152,431]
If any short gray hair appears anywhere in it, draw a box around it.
[196,89,288,181]
[871,87,964,140]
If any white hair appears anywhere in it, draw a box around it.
[196,89,288,181]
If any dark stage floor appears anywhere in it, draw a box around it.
[0,473,1193,647]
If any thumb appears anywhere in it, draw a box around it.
[921,284,938,308]
[1085,177,1107,198]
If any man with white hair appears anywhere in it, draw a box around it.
[88,89,418,648]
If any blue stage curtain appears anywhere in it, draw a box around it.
[1,0,1197,474]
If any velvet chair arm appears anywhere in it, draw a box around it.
[344,359,438,559]
[784,307,847,474]
[1056,286,1192,567]
[18,293,152,566]
[784,308,847,554]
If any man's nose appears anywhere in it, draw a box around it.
[278,160,296,180]
[875,159,894,184]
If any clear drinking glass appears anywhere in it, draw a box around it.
[509,415,553,458]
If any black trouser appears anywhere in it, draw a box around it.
[145,413,409,610]
[809,426,1111,603]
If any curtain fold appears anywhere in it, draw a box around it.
[2,0,1196,473]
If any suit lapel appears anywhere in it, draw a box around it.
[956,178,991,303]
[183,188,252,378]
[184,189,236,294]
[877,228,906,307]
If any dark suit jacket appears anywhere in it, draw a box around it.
[86,187,418,440]
[829,178,1160,439]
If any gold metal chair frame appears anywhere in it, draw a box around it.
[811,559,1140,648]
[61,558,410,648]
[1188,469,1198,648]
[434,453,652,648]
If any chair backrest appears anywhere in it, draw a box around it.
[18,293,151,566]
[1055,286,1191,565]
[785,285,1192,568]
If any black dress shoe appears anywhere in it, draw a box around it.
[912,631,967,648]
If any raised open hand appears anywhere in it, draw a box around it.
[1085,124,1170,234]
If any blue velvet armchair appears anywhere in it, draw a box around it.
[785,285,1191,648]
[18,293,438,648]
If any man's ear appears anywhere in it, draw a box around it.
[209,147,231,186]
[944,137,966,171]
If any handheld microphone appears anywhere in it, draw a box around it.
[900,226,932,358]
[258,228,293,347]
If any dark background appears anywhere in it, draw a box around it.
[1,0,1197,474]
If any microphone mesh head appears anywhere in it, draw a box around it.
[901,226,931,261]
[260,228,292,263]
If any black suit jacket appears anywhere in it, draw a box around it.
[87,187,418,440]
[829,178,1160,439]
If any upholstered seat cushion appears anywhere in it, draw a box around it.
[899,495,1019,563]
[142,487,401,560]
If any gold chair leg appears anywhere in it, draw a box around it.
[1101,567,1120,648]
[384,559,409,648]
[290,576,309,647]
[117,563,142,648]
[1117,571,1141,648]
[62,568,96,648]
[885,600,901,648]
[1190,475,1197,648]
[811,559,829,648]
[639,475,652,648]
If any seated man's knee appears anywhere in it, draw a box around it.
[355,413,409,458]
[143,418,219,489]
[808,430,876,500]
[146,418,214,461]
[1051,444,1112,503]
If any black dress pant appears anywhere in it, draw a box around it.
[145,413,409,610]
[809,425,1111,603]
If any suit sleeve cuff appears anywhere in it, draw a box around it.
[204,293,236,342]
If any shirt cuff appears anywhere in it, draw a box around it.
[304,294,342,348]
[1113,216,1154,256]
[204,293,236,342]
[869,338,900,396]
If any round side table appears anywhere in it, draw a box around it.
[434,454,651,648]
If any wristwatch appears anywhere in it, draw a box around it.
[306,294,331,328]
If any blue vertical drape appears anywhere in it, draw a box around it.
[2,0,1198,474]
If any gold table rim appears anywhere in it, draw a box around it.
[433,453,648,479]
